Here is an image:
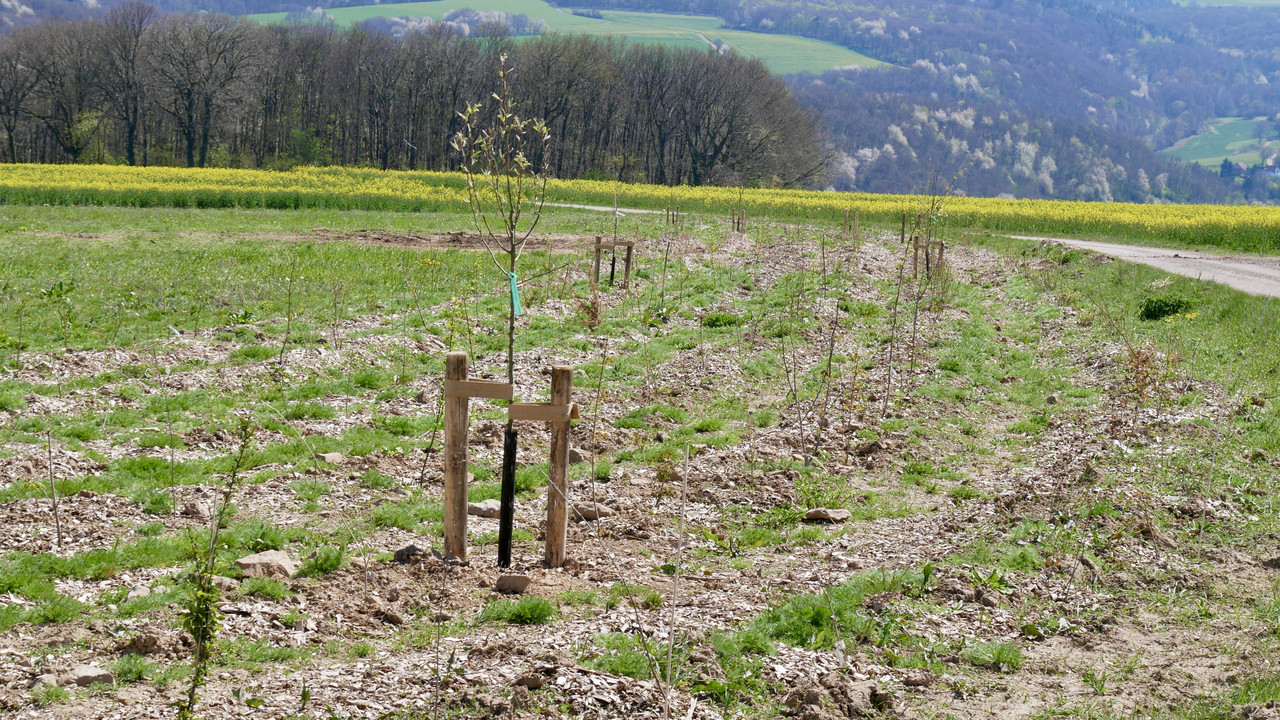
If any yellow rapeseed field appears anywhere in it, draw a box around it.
[0,164,1276,251]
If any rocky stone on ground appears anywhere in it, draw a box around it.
[210,575,239,593]
[495,574,531,594]
[571,502,614,521]
[393,544,425,563]
[234,550,299,579]
[514,673,545,690]
[125,585,150,602]
[67,665,114,687]
[805,508,851,523]
[180,502,210,519]
[468,499,501,518]
[116,632,161,655]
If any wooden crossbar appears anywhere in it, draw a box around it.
[509,402,580,423]
[444,379,514,400]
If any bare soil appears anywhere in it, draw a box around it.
[0,226,1274,720]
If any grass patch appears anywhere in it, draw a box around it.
[476,596,557,625]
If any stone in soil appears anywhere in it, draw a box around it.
[571,502,613,522]
[234,550,299,579]
[804,508,851,523]
[116,633,161,655]
[67,665,114,687]
[180,502,210,519]
[125,585,150,602]
[468,499,502,519]
[514,673,545,690]
[210,575,239,593]
[495,574,531,594]
[316,452,345,464]
[393,544,425,563]
[568,447,587,464]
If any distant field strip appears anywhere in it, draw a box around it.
[5,164,1280,251]
[1160,116,1271,168]
[246,0,881,75]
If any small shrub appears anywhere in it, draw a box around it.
[111,653,157,684]
[477,596,557,625]
[586,633,667,679]
[559,590,599,606]
[701,312,742,328]
[230,345,276,363]
[135,522,165,537]
[130,488,175,515]
[26,595,83,624]
[241,577,288,601]
[606,582,662,610]
[290,479,330,502]
[751,410,777,428]
[371,501,442,531]
[349,641,374,658]
[280,609,308,628]
[963,641,1023,671]
[593,461,613,481]
[30,684,69,706]
[0,390,26,412]
[948,485,980,501]
[283,402,336,420]
[360,469,395,489]
[1000,546,1044,572]
[692,417,725,433]
[137,431,184,449]
[352,369,387,390]
[234,520,287,553]
[1139,293,1193,321]
[296,546,344,578]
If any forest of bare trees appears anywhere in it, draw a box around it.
[0,2,826,188]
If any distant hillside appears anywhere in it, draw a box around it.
[245,0,882,75]
[568,0,1280,202]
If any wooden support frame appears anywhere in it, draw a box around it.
[841,209,860,236]
[592,237,636,289]
[911,237,947,279]
[442,352,515,562]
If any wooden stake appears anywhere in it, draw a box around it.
[842,208,849,233]
[592,236,603,285]
[901,212,906,245]
[854,211,859,237]
[443,352,469,561]
[544,366,572,568]
[622,243,633,289]
[912,236,920,278]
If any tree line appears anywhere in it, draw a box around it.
[0,3,826,188]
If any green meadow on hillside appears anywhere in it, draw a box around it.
[1160,116,1273,168]
[246,0,883,75]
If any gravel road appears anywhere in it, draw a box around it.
[1012,235,1280,299]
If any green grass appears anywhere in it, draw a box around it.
[1159,116,1274,168]
[245,0,882,75]
[476,596,558,625]
[962,641,1023,672]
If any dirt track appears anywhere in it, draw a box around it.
[1011,235,1280,298]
